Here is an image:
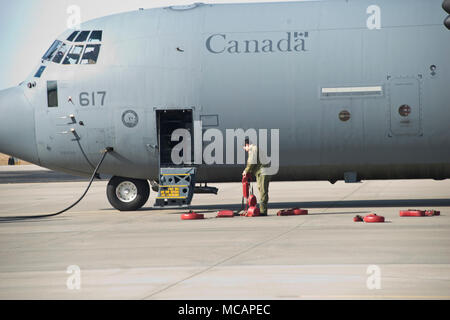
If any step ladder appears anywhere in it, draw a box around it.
[154,167,197,208]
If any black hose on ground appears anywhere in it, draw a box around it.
[0,147,113,222]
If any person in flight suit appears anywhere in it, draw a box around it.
[242,138,271,216]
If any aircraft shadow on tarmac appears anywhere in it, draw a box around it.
[131,198,450,214]
[0,171,90,184]
[2,199,447,223]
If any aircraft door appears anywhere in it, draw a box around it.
[388,77,422,136]
[156,109,194,167]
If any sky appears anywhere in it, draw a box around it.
[0,0,309,89]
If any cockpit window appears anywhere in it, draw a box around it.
[42,40,62,61]
[52,43,69,63]
[88,30,102,42]
[44,30,102,66]
[74,31,90,42]
[34,66,46,78]
[62,45,84,65]
[67,31,79,42]
[80,44,101,64]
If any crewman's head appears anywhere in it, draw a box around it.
[243,138,250,152]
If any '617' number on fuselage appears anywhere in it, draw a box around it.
[79,91,106,107]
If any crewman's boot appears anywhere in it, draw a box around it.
[259,203,268,216]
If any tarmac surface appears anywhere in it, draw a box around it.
[0,165,449,300]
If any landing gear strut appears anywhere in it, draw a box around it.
[106,176,150,211]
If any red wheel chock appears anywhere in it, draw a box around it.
[292,208,308,215]
[240,206,260,217]
[353,215,364,222]
[277,209,293,216]
[400,209,440,217]
[399,209,425,217]
[277,208,308,216]
[245,206,260,217]
[216,210,235,218]
[181,211,204,220]
[363,213,385,223]
[425,210,440,216]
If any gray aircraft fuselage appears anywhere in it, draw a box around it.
[1,0,450,185]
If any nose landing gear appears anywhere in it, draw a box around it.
[106,176,150,211]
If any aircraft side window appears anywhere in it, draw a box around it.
[34,66,46,78]
[52,43,69,63]
[80,44,101,64]
[42,40,62,61]
[67,31,79,42]
[62,45,84,65]
[74,31,90,42]
[88,30,102,42]
[47,81,58,108]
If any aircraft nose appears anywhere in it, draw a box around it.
[0,86,40,164]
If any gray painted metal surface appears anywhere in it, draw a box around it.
[0,0,449,183]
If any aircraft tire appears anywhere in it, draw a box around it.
[107,176,150,211]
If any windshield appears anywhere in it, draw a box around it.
[42,40,62,61]
[52,43,69,63]
[63,45,84,65]
[41,30,103,66]
[80,44,101,64]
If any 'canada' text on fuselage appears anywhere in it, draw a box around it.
[205,31,309,54]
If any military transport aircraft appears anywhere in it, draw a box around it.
[0,0,449,211]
